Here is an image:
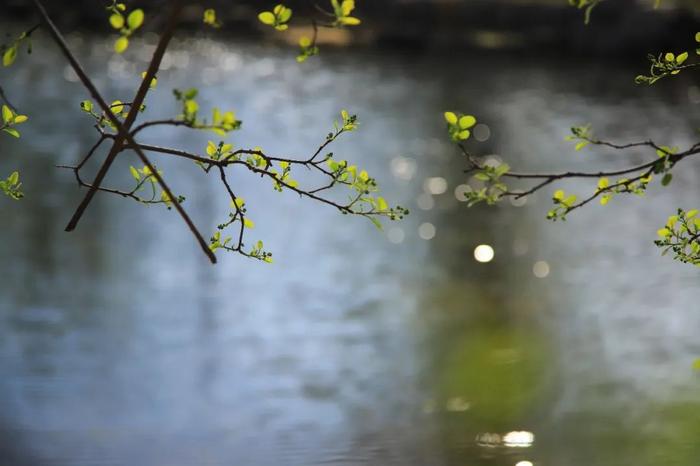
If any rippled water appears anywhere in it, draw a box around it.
[1,32,699,465]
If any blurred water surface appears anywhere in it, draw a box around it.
[0,33,699,465]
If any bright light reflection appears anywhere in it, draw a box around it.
[474,244,495,263]
[424,177,448,195]
[516,462,534,466]
[390,156,417,181]
[533,261,550,278]
[445,397,470,412]
[503,431,535,448]
[475,432,501,447]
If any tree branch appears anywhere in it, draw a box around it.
[32,0,216,263]
[62,0,182,232]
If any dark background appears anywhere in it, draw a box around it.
[4,0,700,56]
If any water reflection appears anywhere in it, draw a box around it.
[0,32,699,465]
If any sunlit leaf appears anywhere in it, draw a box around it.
[127,9,145,30]
[129,166,141,181]
[3,45,17,67]
[2,105,13,124]
[206,141,217,157]
[341,0,355,16]
[111,100,125,115]
[203,9,220,27]
[459,115,476,129]
[444,112,458,125]
[114,36,129,53]
[109,13,124,29]
[258,12,276,25]
[339,16,361,25]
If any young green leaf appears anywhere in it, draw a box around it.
[258,12,276,25]
[2,128,20,138]
[109,14,124,29]
[127,9,145,30]
[129,166,141,181]
[114,36,129,53]
[2,105,13,124]
[459,115,476,129]
[111,100,125,115]
[2,46,17,67]
[203,9,221,28]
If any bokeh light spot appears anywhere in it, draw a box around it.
[418,222,436,240]
[503,431,534,447]
[390,156,417,181]
[533,261,550,278]
[474,244,495,263]
[424,177,448,195]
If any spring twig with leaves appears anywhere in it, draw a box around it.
[0,0,405,264]
[446,111,700,266]
[446,15,700,267]
[256,1,361,63]
[62,107,408,261]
